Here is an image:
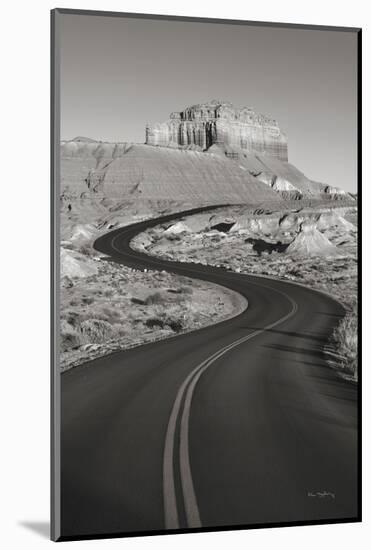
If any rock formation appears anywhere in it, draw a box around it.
[164,221,192,235]
[145,100,288,161]
[285,220,339,256]
[61,248,98,278]
[61,117,355,201]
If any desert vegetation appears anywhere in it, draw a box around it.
[330,308,358,380]
[59,198,246,370]
[60,258,244,370]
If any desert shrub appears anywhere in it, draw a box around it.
[86,272,100,282]
[60,319,81,351]
[101,306,121,318]
[144,292,167,305]
[82,296,94,305]
[145,318,164,329]
[79,244,94,256]
[96,306,122,326]
[180,286,193,295]
[62,276,74,289]
[103,289,114,297]
[79,318,117,344]
[191,311,203,324]
[64,311,80,327]
[287,268,302,277]
[166,319,184,333]
[116,324,130,337]
[170,293,187,306]
[331,308,358,379]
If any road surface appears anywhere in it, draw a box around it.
[60,206,358,539]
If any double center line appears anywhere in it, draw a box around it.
[162,284,298,530]
[110,228,299,531]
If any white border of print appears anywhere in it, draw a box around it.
[1,1,369,549]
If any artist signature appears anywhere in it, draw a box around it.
[307,491,335,499]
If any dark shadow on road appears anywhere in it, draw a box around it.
[263,344,358,406]
[316,311,344,318]
[242,326,329,344]
[265,342,327,360]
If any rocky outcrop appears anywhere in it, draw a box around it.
[231,215,281,236]
[285,220,340,256]
[229,206,356,239]
[164,221,193,235]
[146,100,288,161]
[61,248,98,278]
[322,185,349,200]
[317,211,355,232]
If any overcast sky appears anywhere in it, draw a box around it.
[59,13,358,192]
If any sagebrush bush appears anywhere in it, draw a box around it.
[332,308,358,379]
[82,296,94,305]
[100,306,121,323]
[79,318,118,344]
[60,319,82,351]
[166,319,184,332]
[79,244,93,256]
[145,318,164,329]
[144,292,166,305]
[180,286,193,295]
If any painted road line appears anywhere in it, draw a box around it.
[111,226,299,530]
[162,335,254,529]
[164,285,297,529]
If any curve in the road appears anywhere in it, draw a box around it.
[60,205,358,540]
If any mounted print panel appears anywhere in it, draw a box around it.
[51,8,361,542]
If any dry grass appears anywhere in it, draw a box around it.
[331,308,358,380]
[60,256,245,370]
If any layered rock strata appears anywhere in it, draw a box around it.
[145,100,288,161]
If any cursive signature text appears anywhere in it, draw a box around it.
[307,491,335,499]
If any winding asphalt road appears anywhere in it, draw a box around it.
[61,206,358,539]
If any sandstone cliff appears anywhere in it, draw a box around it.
[145,100,288,161]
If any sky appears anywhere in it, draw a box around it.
[59,13,358,192]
